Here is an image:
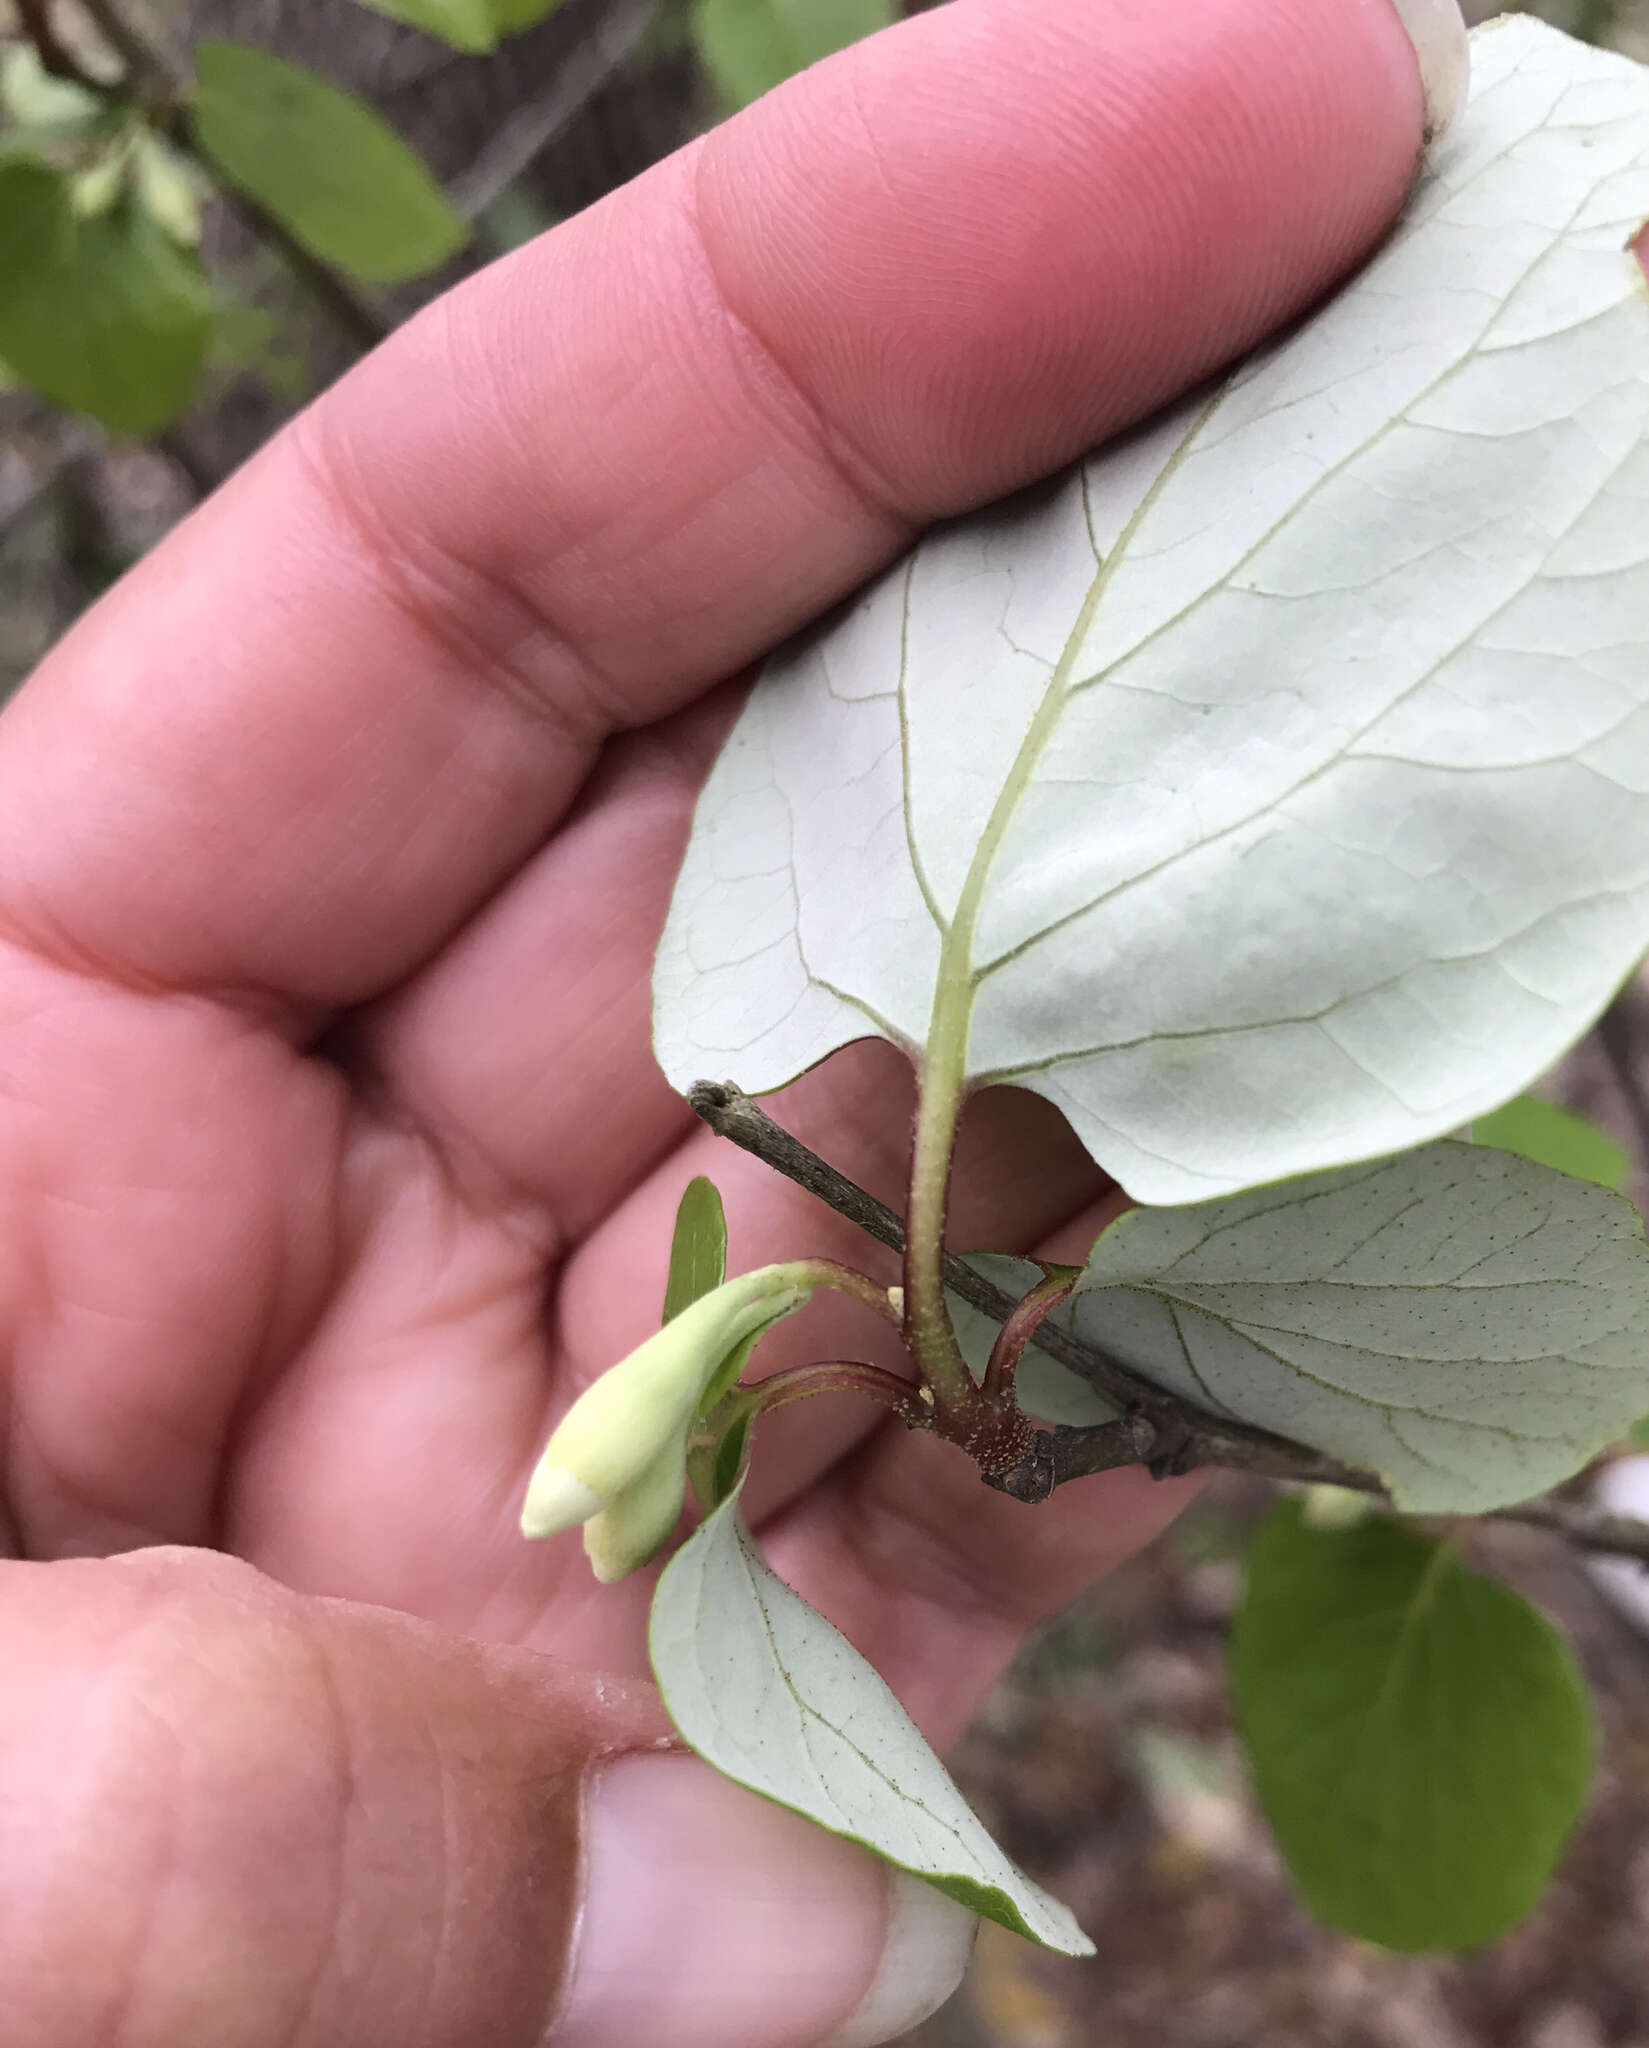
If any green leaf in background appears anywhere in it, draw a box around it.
[1231,1498,1594,1951]
[663,1175,728,1323]
[488,0,574,32]
[1066,1141,1649,1514]
[654,19,1649,1208]
[350,0,499,50]
[350,0,569,45]
[0,162,211,435]
[1473,1093,1629,1192]
[692,0,895,108]
[650,1490,1095,1953]
[192,43,467,284]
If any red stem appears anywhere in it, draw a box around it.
[981,1267,1077,1407]
[744,1359,929,1430]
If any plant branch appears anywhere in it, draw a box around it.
[981,1264,1074,1408]
[445,0,657,221]
[16,0,112,96]
[1494,1492,1649,1566]
[740,1357,929,1429]
[687,1078,1649,1568]
[76,0,173,89]
[690,1081,1383,1485]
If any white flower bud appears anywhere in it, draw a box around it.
[520,1265,810,1541]
[583,1434,690,1584]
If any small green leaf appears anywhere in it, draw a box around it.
[350,0,499,50]
[1232,1498,1594,1951]
[350,0,569,43]
[663,1175,728,1323]
[691,0,894,108]
[0,162,211,434]
[650,1491,1095,1954]
[664,1176,758,1440]
[487,0,573,32]
[1473,1094,1629,1192]
[192,43,466,284]
[1628,1415,1649,1449]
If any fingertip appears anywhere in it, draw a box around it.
[695,0,1439,511]
[1385,0,1470,140]
[555,1753,976,2047]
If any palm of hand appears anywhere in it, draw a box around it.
[0,0,1427,1833]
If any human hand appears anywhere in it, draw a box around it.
[0,0,1460,2040]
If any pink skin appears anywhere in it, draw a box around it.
[0,0,1429,2034]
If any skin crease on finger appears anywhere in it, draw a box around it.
[0,0,1440,2033]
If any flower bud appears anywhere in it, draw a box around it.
[583,1434,691,1584]
[520,1265,811,1542]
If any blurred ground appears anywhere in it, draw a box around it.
[7,0,1649,2040]
[900,1476,1649,2048]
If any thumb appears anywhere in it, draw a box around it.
[0,1548,976,2048]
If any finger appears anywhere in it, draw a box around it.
[0,1547,976,2048]
[0,0,1432,1015]
[361,0,1442,1235]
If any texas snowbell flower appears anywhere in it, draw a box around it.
[520,1266,812,1574]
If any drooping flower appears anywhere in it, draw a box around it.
[521,1265,812,1575]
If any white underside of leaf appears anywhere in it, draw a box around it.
[649,1493,1095,1954]
[1067,1140,1649,1512]
[655,18,1649,1203]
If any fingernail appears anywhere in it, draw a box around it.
[552,1753,978,2048]
[1387,0,1470,141]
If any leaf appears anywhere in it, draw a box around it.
[663,1175,728,1322]
[1231,1497,1594,1951]
[349,0,567,50]
[661,1174,760,1454]
[948,1252,1120,1425]
[349,0,500,50]
[692,0,895,108]
[0,162,211,434]
[191,43,466,284]
[1067,1140,1649,1513]
[650,1491,1095,1953]
[1472,1092,1629,1190]
[655,19,1649,1205]
[488,0,573,31]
